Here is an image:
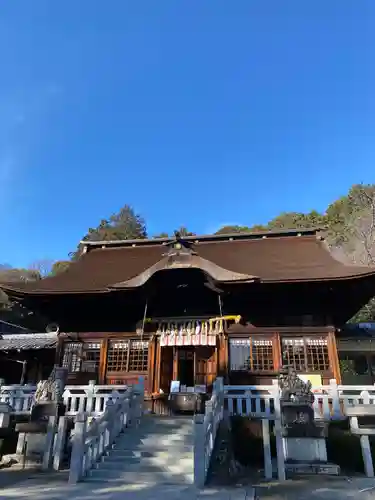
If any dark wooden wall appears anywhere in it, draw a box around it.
[57,325,341,393]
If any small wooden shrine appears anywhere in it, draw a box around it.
[2,229,375,411]
[0,320,57,384]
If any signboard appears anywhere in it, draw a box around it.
[299,374,322,387]
[106,375,149,392]
[170,380,181,393]
[194,385,207,394]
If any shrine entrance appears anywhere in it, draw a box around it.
[157,343,217,394]
[177,348,195,388]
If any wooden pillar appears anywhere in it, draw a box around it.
[99,339,108,384]
[218,333,229,382]
[172,347,178,380]
[156,339,162,393]
[148,336,157,394]
[55,338,64,366]
[273,332,281,372]
[328,330,341,383]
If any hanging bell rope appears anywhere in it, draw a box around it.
[139,299,148,350]
[218,294,223,317]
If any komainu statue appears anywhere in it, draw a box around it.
[34,366,66,403]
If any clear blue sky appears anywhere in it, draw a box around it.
[1,1,374,268]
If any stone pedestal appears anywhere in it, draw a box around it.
[0,402,12,460]
[283,437,327,463]
[16,432,48,466]
[278,368,339,477]
[282,436,340,476]
[0,402,12,429]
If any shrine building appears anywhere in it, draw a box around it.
[2,229,375,412]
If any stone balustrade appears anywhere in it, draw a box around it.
[2,378,375,484]
[346,404,375,478]
[0,381,129,417]
[224,380,375,421]
[193,377,224,488]
[68,377,144,483]
[2,379,375,421]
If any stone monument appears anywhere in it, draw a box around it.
[16,366,67,465]
[278,367,339,475]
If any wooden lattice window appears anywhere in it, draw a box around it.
[107,340,148,372]
[229,337,275,372]
[281,337,330,372]
[62,342,101,373]
[62,343,82,372]
[107,341,128,372]
[128,341,149,371]
[82,342,101,373]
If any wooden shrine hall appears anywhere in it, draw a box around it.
[2,229,375,412]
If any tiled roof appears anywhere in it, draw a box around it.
[1,229,375,295]
[0,332,58,351]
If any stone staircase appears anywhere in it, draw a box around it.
[85,415,194,485]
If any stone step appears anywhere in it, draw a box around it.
[97,457,193,472]
[112,441,194,450]
[137,429,193,436]
[129,420,193,429]
[115,433,194,444]
[81,416,195,485]
[140,418,192,425]
[137,423,193,432]
[105,446,194,460]
[112,438,194,453]
[103,451,193,462]
[142,415,192,422]
[85,470,194,485]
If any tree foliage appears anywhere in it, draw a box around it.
[70,204,147,260]
[153,227,196,238]
[30,259,54,278]
[0,264,43,327]
[213,184,375,322]
[215,225,255,235]
[153,232,169,238]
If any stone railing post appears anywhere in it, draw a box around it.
[121,393,131,429]
[216,377,224,420]
[104,399,115,446]
[86,380,96,414]
[133,377,145,427]
[205,399,213,416]
[346,405,375,478]
[69,412,87,484]
[42,413,59,471]
[53,416,69,471]
[329,379,341,419]
[193,413,206,488]
[54,366,68,402]
[272,379,286,481]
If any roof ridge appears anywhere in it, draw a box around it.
[82,228,321,251]
[0,332,57,339]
